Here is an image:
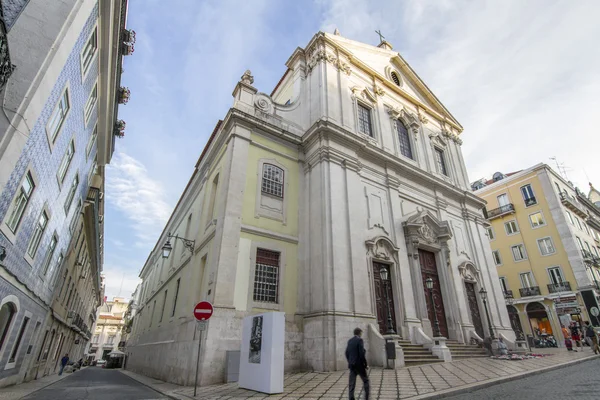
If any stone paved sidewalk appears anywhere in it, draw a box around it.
[0,369,72,400]
[121,348,599,400]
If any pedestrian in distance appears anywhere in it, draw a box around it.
[570,322,582,350]
[584,321,600,354]
[497,337,509,355]
[562,325,574,351]
[59,353,69,375]
[345,327,369,400]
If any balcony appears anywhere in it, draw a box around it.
[560,192,587,218]
[503,290,514,299]
[547,281,572,293]
[524,197,537,207]
[485,203,516,220]
[582,250,600,267]
[0,14,15,92]
[587,215,600,233]
[519,286,541,297]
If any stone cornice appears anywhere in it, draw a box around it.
[302,119,483,207]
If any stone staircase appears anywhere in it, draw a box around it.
[445,340,489,359]
[398,339,444,367]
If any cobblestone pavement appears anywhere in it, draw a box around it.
[121,348,599,400]
[443,357,600,400]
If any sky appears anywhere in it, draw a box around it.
[102,0,600,300]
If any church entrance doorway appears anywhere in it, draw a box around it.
[419,250,449,338]
[465,282,484,338]
[373,262,397,335]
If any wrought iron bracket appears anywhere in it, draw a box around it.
[167,232,195,253]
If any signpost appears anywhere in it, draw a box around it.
[193,301,213,397]
[591,307,600,326]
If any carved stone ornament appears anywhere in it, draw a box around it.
[417,107,429,124]
[306,41,351,75]
[366,236,400,263]
[241,70,254,85]
[458,262,479,283]
[418,224,435,244]
[254,94,273,114]
[374,85,385,97]
[403,208,452,249]
[387,106,420,136]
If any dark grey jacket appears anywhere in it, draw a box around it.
[345,336,367,369]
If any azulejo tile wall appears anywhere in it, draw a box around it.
[0,3,99,380]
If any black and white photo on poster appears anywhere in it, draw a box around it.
[249,315,263,364]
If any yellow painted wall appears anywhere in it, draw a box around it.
[234,232,299,315]
[481,171,576,299]
[241,133,299,237]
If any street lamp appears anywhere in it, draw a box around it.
[425,277,441,337]
[161,232,195,259]
[380,266,396,335]
[479,287,495,339]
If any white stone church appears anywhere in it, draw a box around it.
[126,30,514,385]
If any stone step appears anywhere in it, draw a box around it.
[405,359,445,366]
[450,351,488,356]
[451,354,490,359]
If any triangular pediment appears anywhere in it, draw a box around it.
[323,32,462,131]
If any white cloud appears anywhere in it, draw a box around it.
[102,263,142,301]
[319,0,600,188]
[105,151,171,245]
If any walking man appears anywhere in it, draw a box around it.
[345,328,369,400]
[584,321,600,354]
[59,353,69,376]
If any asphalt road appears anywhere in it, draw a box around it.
[22,367,167,400]
[444,357,600,400]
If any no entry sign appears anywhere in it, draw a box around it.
[194,301,213,321]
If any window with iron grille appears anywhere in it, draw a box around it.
[357,103,373,137]
[396,120,413,159]
[434,148,448,176]
[253,249,280,304]
[261,164,284,198]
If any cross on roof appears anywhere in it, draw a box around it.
[375,30,385,43]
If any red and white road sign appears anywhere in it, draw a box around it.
[193,301,213,321]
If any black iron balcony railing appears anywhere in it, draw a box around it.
[560,192,587,218]
[0,10,15,92]
[582,250,600,267]
[503,290,514,299]
[486,203,516,220]
[547,281,572,293]
[519,286,541,297]
[524,197,537,207]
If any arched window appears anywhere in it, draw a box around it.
[262,164,284,198]
[0,302,17,352]
[396,120,413,159]
[390,71,401,86]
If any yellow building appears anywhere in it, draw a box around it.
[474,164,600,346]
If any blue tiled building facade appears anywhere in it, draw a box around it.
[0,2,101,384]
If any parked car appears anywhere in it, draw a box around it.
[96,359,107,367]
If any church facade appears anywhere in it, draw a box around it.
[126,31,514,385]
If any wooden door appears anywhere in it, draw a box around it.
[373,262,397,334]
[419,250,449,338]
[465,282,484,338]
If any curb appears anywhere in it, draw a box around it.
[117,369,194,400]
[412,354,600,400]
[8,368,77,399]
